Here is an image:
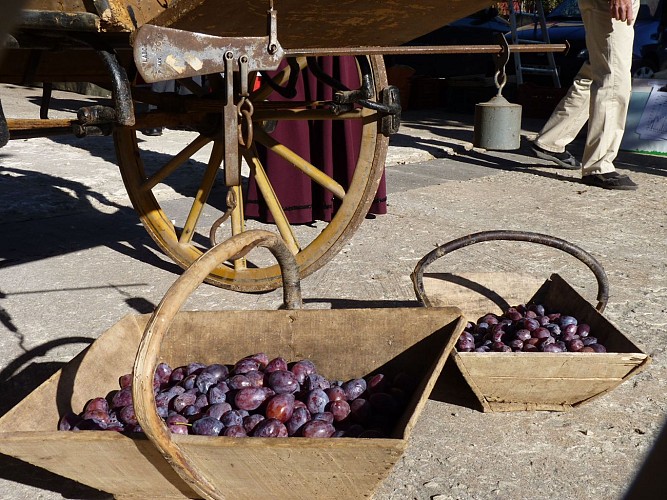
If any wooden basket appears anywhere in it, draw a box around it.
[0,230,465,499]
[411,230,651,413]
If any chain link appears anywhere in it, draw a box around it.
[237,97,254,148]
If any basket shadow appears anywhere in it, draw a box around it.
[0,337,95,419]
[623,414,667,499]
[0,453,112,499]
[303,297,419,309]
[429,356,486,412]
[0,336,112,499]
[301,297,484,412]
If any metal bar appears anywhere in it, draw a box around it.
[284,43,568,58]
[252,108,369,121]
[223,53,240,187]
[40,83,52,119]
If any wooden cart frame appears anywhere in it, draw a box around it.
[0,1,566,292]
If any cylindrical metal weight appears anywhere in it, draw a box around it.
[473,95,522,150]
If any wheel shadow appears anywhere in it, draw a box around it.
[42,132,231,214]
[0,164,183,276]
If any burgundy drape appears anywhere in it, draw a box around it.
[244,57,387,224]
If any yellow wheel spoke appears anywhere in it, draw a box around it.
[243,148,301,255]
[178,139,224,244]
[141,134,212,191]
[254,127,346,200]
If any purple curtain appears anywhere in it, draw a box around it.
[244,56,387,224]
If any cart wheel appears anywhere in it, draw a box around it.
[115,55,388,292]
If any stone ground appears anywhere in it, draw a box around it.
[0,83,665,499]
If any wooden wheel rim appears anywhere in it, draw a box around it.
[115,56,388,292]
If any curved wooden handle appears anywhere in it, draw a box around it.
[411,230,609,313]
[132,230,301,500]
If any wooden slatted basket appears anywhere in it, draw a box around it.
[0,231,465,499]
[411,230,650,413]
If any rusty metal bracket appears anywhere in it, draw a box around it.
[96,48,135,126]
[74,105,116,137]
[132,6,284,188]
[306,56,399,119]
[132,10,284,83]
[223,52,240,187]
[381,86,401,136]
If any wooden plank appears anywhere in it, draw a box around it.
[24,1,87,12]
[476,377,625,406]
[176,437,404,499]
[149,0,494,49]
[0,432,197,498]
[22,1,166,32]
[458,352,648,379]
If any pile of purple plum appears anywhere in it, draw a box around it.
[457,303,607,353]
[59,353,416,438]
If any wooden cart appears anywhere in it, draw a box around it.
[0,1,562,292]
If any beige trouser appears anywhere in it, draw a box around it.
[534,0,638,175]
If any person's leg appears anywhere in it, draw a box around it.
[579,0,637,175]
[533,61,593,155]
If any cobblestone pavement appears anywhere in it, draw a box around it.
[0,83,665,499]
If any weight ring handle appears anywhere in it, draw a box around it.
[133,230,301,500]
[411,230,609,313]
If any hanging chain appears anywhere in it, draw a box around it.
[237,96,254,148]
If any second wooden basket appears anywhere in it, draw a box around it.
[411,230,650,413]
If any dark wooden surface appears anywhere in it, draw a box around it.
[151,0,494,49]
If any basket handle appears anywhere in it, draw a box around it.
[132,230,301,500]
[410,230,609,313]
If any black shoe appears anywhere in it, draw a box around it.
[140,127,163,137]
[581,172,638,190]
[530,143,581,169]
